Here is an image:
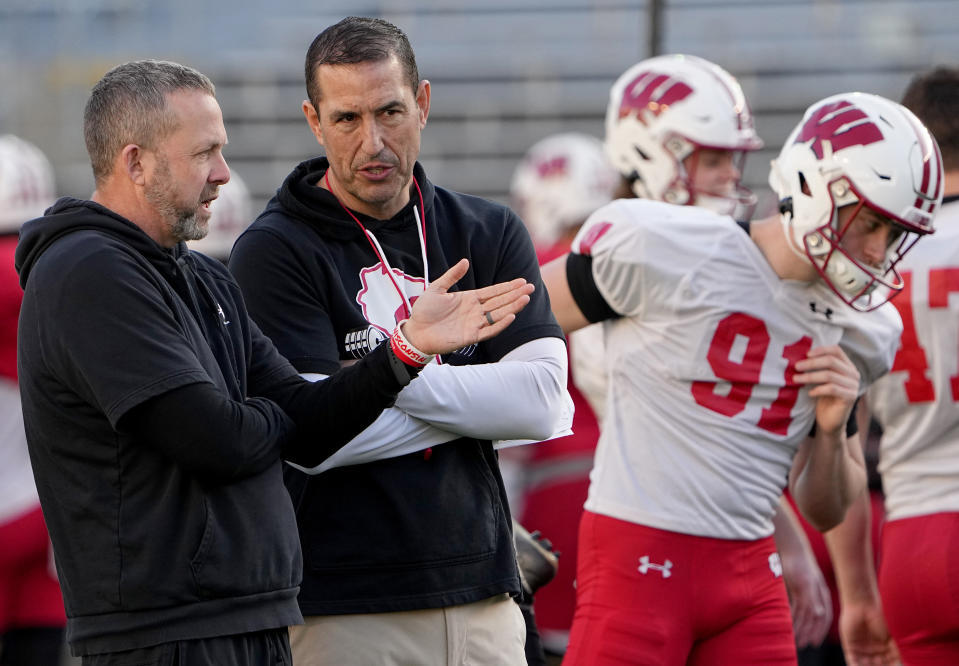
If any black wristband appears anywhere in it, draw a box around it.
[386,344,422,387]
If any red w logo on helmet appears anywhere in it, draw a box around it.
[535,155,569,179]
[795,100,883,159]
[619,71,693,121]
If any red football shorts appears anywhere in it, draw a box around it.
[879,512,959,665]
[564,511,796,665]
[0,505,66,631]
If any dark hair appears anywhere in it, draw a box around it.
[83,59,215,184]
[901,66,959,171]
[304,16,419,111]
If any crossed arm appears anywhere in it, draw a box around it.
[289,336,569,474]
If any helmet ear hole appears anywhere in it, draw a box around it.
[778,197,794,217]
[798,172,811,196]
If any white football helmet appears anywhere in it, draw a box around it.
[0,134,56,234]
[188,171,252,261]
[770,93,942,311]
[510,133,619,247]
[604,54,763,217]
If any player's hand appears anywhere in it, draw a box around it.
[781,547,833,648]
[404,259,534,354]
[838,601,901,666]
[794,345,860,435]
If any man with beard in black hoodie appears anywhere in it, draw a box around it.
[15,59,534,666]
[229,16,569,666]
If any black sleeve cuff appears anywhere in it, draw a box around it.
[566,253,618,324]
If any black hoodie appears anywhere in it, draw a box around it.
[230,159,563,614]
[15,198,411,655]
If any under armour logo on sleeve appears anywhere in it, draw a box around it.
[809,301,834,320]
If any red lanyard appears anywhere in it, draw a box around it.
[324,170,427,319]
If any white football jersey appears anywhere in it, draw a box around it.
[571,199,901,539]
[569,323,608,426]
[869,199,959,521]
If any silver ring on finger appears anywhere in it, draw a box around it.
[484,311,495,326]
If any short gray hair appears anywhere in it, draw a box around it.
[83,59,215,184]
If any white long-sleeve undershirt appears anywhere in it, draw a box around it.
[287,336,569,475]
[396,336,569,440]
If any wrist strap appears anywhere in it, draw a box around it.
[389,320,435,368]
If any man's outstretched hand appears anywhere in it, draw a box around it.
[404,259,534,354]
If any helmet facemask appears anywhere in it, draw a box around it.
[790,177,918,311]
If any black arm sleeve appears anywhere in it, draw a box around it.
[124,343,421,477]
[121,382,296,483]
[566,253,619,324]
[260,341,421,469]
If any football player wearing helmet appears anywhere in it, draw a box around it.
[543,86,942,665]
[827,66,959,666]
[604,53,763,219]
[0,135,66,665]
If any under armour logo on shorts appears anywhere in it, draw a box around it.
[638,555,673,578]
[768,552,783,578]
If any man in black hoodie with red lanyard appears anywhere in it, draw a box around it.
[15,59,533,666]
[230,16,570,666]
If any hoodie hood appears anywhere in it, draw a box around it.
[269,156,435,242]
[16,197,187,289]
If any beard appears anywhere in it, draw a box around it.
[145,155,210,242]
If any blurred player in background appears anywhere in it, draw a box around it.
[505,132,619,661]
[544,52,942,662]
[0,135,66,665]
[828,65,959,666]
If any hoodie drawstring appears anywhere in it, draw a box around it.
[323,171,430,321]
